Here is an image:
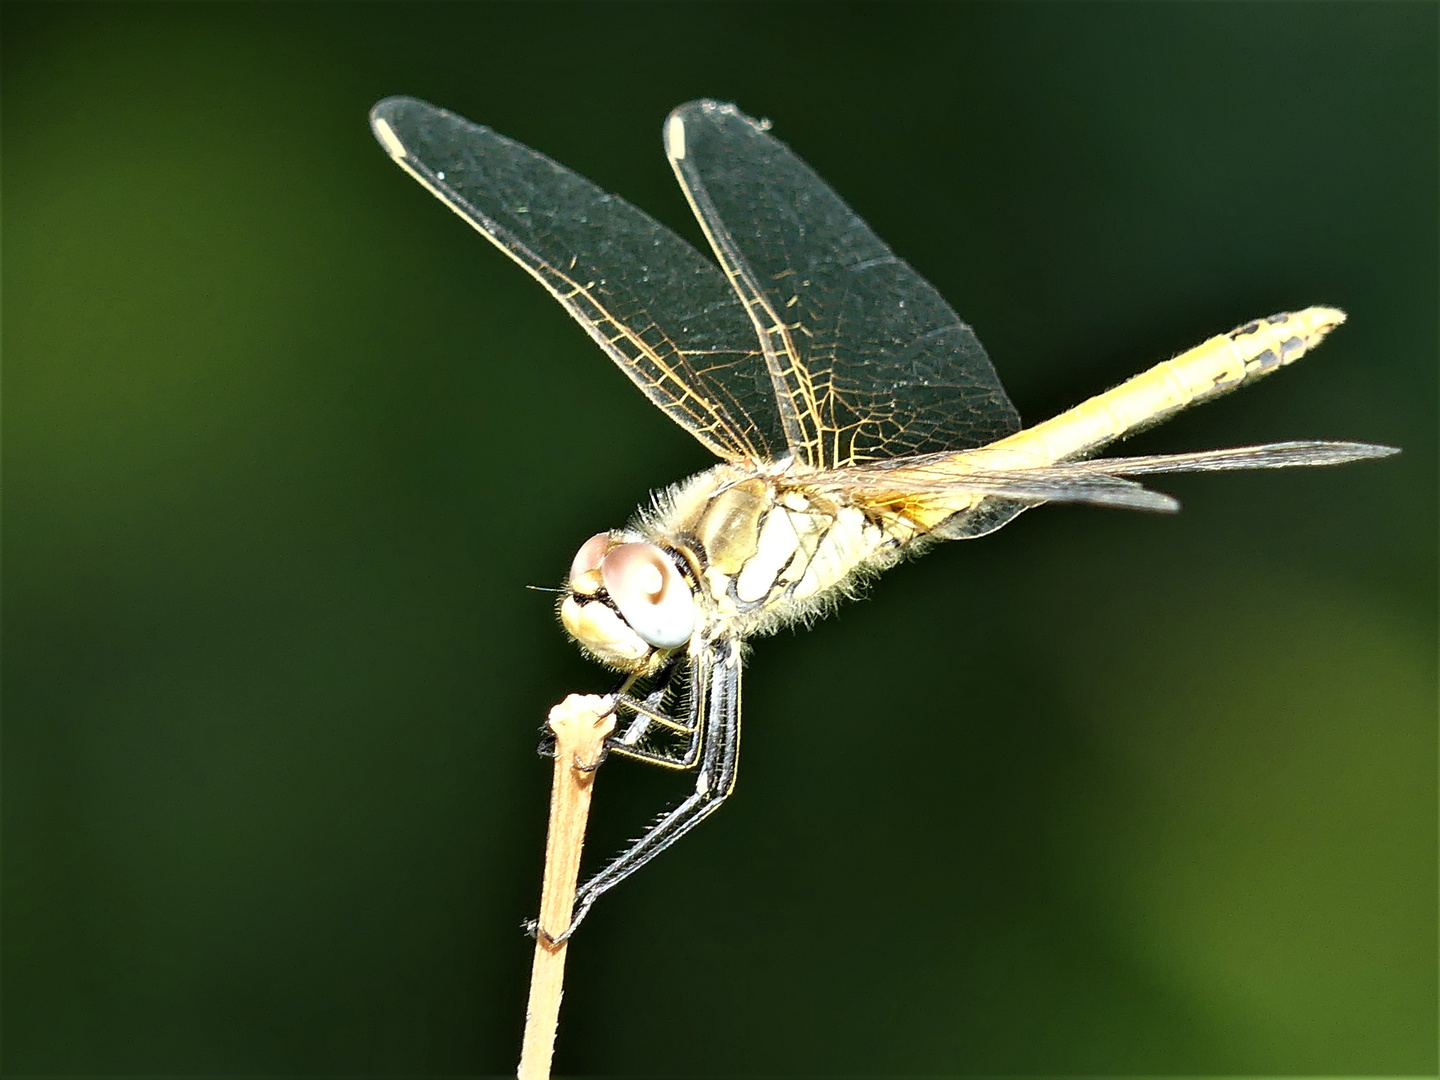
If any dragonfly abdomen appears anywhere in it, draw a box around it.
[984,306,1346,467]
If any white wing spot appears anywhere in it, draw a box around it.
[373,118,407,159]
[666,115,687,160]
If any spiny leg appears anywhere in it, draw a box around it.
[532,637,742,943]
[535,657,686,769]
[612,655,691,752]
[605,733,701,770]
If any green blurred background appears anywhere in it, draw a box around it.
[4,3,1435,1076]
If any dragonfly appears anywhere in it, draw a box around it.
[370,97,1396,940]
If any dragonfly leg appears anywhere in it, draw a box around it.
[527,638,742,943]
[534,656,684,766]
[605,733,700,770]
[608,672,703,770]
[609,655,691,751]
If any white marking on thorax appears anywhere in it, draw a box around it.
[647,465,899,635]
[792,506,876,601]
[735,505,804,603]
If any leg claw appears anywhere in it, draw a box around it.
[521,917,573,946]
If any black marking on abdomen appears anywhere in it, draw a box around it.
[1250,348,1281,372]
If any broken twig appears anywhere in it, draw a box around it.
[516,693,614,1080]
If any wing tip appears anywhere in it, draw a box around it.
[1286,440,1402,464]
[371,115,407,159]
[369,94,421,124]
[1345,441,1402,460]
[369,96,436,158]
[1105,488,1180,513]
[666,99,772,143]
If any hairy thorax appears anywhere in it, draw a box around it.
[641,463,926,639]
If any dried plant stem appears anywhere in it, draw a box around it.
[516,694,614,1080]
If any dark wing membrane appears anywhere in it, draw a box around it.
[370,97,786,463]
[665,100,1021,471]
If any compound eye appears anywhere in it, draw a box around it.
[568,532,611,595]
[601,542,695,650]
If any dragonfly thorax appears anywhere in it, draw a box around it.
[646,465,915,640]
[559,532,696,672]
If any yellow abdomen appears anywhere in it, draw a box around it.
[978,306,1345,469]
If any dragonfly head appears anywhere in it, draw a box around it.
[559,532,696,672]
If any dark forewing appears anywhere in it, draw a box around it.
[665,100,1021,470]
[370,96,787,463]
